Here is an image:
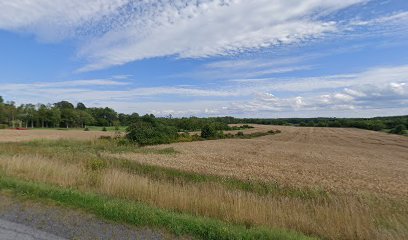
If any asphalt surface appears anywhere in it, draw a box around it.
[0,219,65,240]
[0,193,178,240]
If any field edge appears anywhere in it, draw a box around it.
[0,174,318,240]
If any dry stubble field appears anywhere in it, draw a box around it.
[112,124,408,198]
[0,125,407,240]
[0,129,114,142]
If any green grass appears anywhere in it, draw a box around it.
[87,126,128,132]
[0,175,317,240]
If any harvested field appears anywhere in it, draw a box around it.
[0,125,407,240]
[111,125,408,197]
[0,129,114,142]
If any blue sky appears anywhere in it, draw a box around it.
[0,0,407,117]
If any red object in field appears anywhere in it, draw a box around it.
[15,128,28,130]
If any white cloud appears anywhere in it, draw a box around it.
[78,0,361,71]
[0,0,128,41]
[1,65,407,117]
[349,11,408,27]
[0,0,367,71]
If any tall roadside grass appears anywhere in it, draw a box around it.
[0,150,407,240]
[0,175,315,240]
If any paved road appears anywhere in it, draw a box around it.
[0,219,65,240]
[0,194,178,240]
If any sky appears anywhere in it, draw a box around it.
[0,0,407,118]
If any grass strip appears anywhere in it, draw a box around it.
[111,157,328,200]
[0,175,317,240]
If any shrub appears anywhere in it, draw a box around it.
[224,133,234,138]
[127,119,178,145]
[236,131,244,137]
[191,134,203,141]
[0,124,8,129]
[369,121,386,131]
[84,127,90,131]
[177,133,193,142]
[116,138,131,146]
[201,124,218,139]
[390,124,407,135]
[102,127,107,132]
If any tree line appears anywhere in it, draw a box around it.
[0,96,407,135]
[0,97,118,129]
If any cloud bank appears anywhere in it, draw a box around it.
[1,65,407,117]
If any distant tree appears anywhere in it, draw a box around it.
[0,97,6,124]
[22,104,37,128]
[76,102,87,110]
[49,108,61,128]
[78,110,94,128]
[61,108,79,128]
[54,101,74,109]
[37,104,49,128]
[369,121,386,131]
[328,121,341,128]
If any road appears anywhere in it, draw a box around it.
[0,219,65,240]
[0,194,175,240]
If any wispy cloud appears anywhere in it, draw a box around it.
[1,65,407,117]
[0,0,368,72]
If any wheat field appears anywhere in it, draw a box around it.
[0,125,407,239]
[111,125,408,197]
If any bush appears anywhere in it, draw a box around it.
[236,131,244,137]
[177,132,193,142]
[390,124,407,135]
[0,124,8,129]
[127,118,178,146]
[102,127,107,132]
[201,124,218,139]
[191,134,203,141]
[84,127,90,131]
[224,133,234,138]
[116,138,131,146]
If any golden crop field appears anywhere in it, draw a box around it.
[113,124,408,197]
[0,129,114,142]
[0,125,407,240]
